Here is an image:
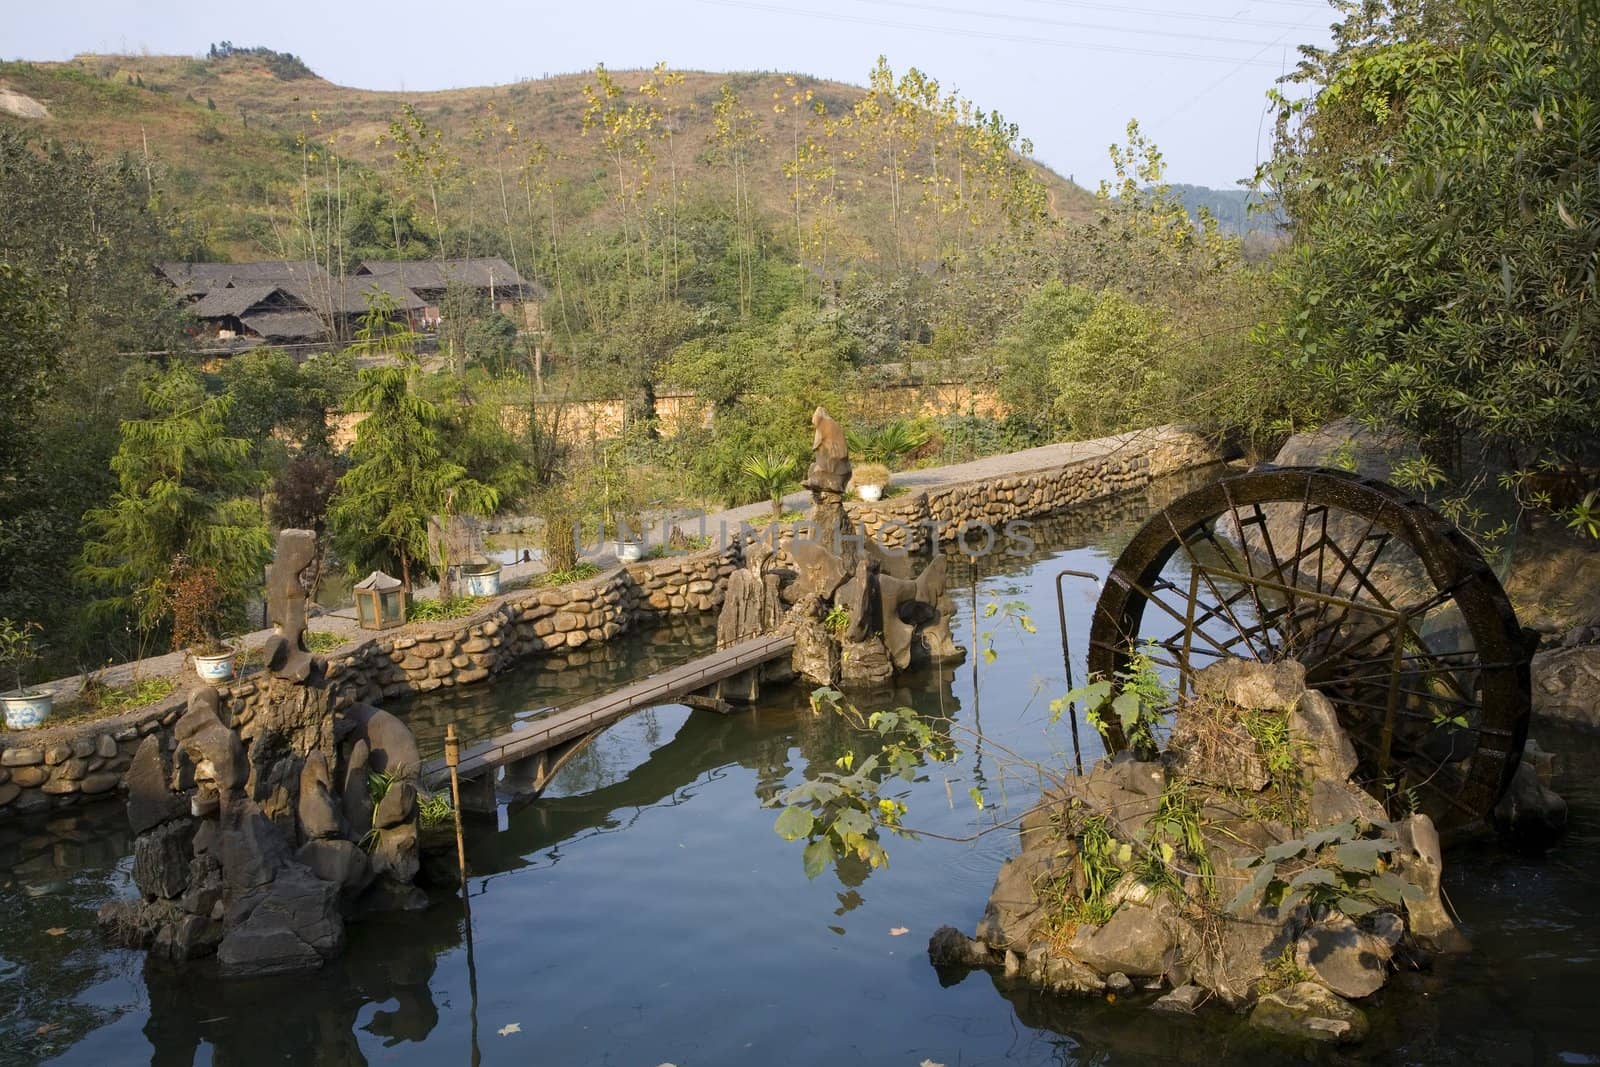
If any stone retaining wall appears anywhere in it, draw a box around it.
[0,426,1224,817]
[0,545,738,816]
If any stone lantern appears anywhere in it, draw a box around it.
[353,571,406,630]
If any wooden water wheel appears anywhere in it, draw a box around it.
[1088,466,1536,831]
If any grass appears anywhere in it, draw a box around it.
[1256,944,1311,996]
[749,508,808,529]
[304,630,347,654]
[82,675,178,715]
[644,534,712,559]
[45,674,180,727]
[530,562,602,588]
[408,596,489,622]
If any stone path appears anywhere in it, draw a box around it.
[21,427,1173,706]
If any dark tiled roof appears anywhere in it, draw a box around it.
[239,309,328,341]
[190,285,283,319]
[356,257,530,292]
[159,261,328,292]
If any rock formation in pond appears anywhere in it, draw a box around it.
[98,529,427,977]
[927,659,1473,1046]
[729,406,962,691]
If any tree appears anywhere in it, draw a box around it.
[581,298,699,432]
[1048,291,1176,439]
[78,367,272,638]
[0,130,191,665]
[664,306,858,504]
[1263,0,1600,477]
[328,367,498,588]
[995,280,1095,435]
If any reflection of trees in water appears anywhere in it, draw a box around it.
[0,807,133,1063]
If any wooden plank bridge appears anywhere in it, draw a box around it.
[421,632,795,811]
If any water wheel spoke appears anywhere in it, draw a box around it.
[1120,575,1255,663]
[1177,524,1277,663]
[1089,467,1532,831]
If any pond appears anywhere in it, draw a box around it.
[4,471,1599,1065]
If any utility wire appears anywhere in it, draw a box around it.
[1149,8,1326,127]
[697,0,1289,67]
[1018,0,1325,31]
[858,0,1297,46]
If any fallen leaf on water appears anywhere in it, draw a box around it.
[1105,993,1117,1004]
[44,928,66,937]
[889,927,909,936]
[920,1060,946,1067]
[497,1023,522,1037]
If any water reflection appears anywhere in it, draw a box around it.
[17,466,1600,1064]
[0,806,133,1063]
[139,901,463,1066]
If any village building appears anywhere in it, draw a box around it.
[157,261,475,349]
[354,257,543,329]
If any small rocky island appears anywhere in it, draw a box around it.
[97,530,428,977]
[929,658,1481,1044]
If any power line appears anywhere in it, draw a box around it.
[1149,7,1324,127]
[1019,0,1322,31]
[859,0,1296,46]
[696,0,1289,67]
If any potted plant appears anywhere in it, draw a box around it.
[0,619,53,729]
[167,558,238,682]
[459,557,504,597]
[853,462,892,502]
[611,511,647,562]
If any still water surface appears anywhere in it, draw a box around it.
[3,475,1599,1064]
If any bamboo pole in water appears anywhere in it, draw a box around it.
[445,724,468,886]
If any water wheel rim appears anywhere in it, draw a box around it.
[1088,466,1532,831]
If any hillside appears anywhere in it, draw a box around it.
[0,51,1096,262]
[1166,183,1284,237]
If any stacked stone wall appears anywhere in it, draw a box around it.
[0,427,1222,816]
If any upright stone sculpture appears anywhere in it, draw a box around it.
[262,528,318,683]
[805,407,857,559]
[708,404,963,691]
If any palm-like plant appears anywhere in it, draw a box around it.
[743,452,800,521]
[846,419,931,468]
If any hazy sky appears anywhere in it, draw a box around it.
[7,0,1336,188]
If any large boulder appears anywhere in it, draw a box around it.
[1188,905,1299,1008]
[217,866,344,978]
[1532,644,1600,729]
[1193,659,1307,712]
[1491,759,1568,848]
[219,798,293,904]
[1250,981,1369,1044]
[1293,913,1391,1000]
[1394,814,1470,954]
[1272,418,1417,482]
[1289,692,1358,783]
[975,846,1061,952]
[1069,903,1174,978]
[133,819,199,901]
[1070,755,1165,839]
[344,702,421,779]
[296,751,346,843]
[126,736,187,835]
[296,838,373,897]
[340,738,375,841]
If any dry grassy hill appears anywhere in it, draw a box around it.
[0,51,1094,261]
